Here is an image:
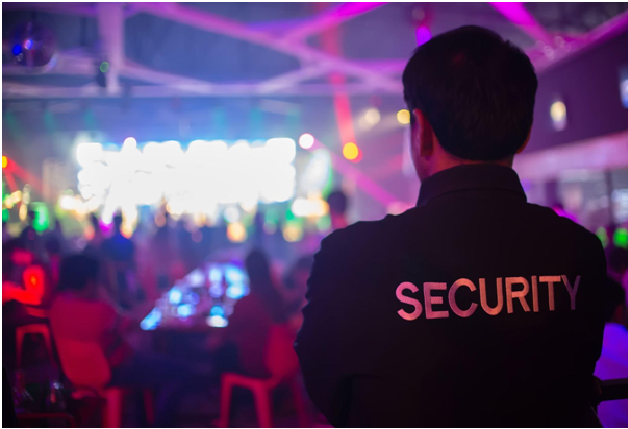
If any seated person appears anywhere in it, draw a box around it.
[50,254,207,427]
[594,277,628,428]
[221,249,287,378]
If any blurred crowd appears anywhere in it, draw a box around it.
[1,190,353,426]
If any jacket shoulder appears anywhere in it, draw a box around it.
[320,209,418,254]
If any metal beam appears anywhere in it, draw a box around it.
[530,9,628,73]
[2,2,97,16]
[489,2,555,46]
[281,2,386,42]
[122,61,215,94]
[97,2,124,95]
[257,65,331,93]
[133,2,401,92]
[2,81,400,99]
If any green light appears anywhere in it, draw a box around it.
[596,226,609,248]
[285,208,295,222]
[30,202,49,232]
[613,228,628,248]
[100,62,110,73]
[2,208,8,223]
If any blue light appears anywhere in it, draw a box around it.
[24,39,33,50]
[225,266,242,283]
[209,267,222,283]
[207,315,228,328]
[140,309,162,330]
[188,269,204,286]
[226,284,246,299]
[189,292,200,305]
[177,304,193,317]
[209,284,223,298]
[12,45,21,56]
[169,287,182,305]
[210,305,225,317]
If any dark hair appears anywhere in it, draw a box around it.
[327,190,348,215]
[402,25,537,161]
[57,254,100,292]
[245,249,285,323]
[604,276,626,323]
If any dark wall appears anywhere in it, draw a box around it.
[527,29,628,152]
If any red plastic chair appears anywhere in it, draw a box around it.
[53,338,153,428]
[16,324,53,369]
[217,324,308,428]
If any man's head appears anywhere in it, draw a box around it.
[113,213,123,233]
[402,26,538,180]
[58,254,100,296]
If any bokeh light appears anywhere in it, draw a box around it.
[343,142,359,161]
[550,101,567,131]
[100,62,109,73]
[282,223,303,242]
[397,109,410,125]
[227,221,247,243]
[299,133,315,150]
[416,26,432,46]
[2,156,8,169]
[364,108,381,126]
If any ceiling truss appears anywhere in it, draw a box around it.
[3,2,628,99]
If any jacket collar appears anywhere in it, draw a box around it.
[417,164,527,207]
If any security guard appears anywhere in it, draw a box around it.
[295,26,606,427]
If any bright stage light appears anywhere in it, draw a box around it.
[123,137,137,150]
[76,138,298,226]
[292,198,329,218]
[76,142,103,167]
[2,156,8,169]
[299,133,315,150]
[266,138,296,163]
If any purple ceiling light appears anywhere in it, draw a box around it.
[489,2,554,46]
[415,26,432,46]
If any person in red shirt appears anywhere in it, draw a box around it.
[50,254,208,427]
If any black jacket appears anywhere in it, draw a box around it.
[295,164,606,427]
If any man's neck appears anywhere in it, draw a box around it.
[426,148,514,179]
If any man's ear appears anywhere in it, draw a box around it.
[516,128,532,154]
[413,108,434,157]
